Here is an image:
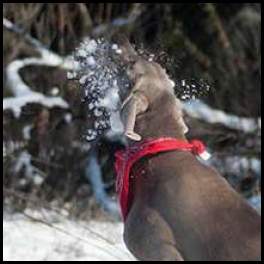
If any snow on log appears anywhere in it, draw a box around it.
[183,99,261,133]
[202,155,261,213]
[3,18,78,118]
[203,155,260,178]
[247,195,261,214]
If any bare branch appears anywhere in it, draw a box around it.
[3,17,47,51]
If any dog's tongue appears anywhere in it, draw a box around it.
[67,38,132,141]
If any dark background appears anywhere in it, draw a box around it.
[3,3,261,219]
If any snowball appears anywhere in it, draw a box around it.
[19,178,27,186]
[67,71,77,79]
[85,39,97,53]
[87,56,96,66]
[115,49,122,54]
[88,103,94,110]
[86,129,97,141]
[94,121,100,129]
[94,108,103,117]
[79,75,89,84]
[50,87,59,96]
[73,38,132,141]
[112,44,118,50]
[109,111,124,133]
[33,174,44,186]
[64,113,72,123]
[77,49,87,58]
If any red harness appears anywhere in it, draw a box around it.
[114,137,210,221]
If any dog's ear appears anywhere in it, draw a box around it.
[121,92,149,141]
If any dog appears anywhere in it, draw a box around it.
[115,38,261,261]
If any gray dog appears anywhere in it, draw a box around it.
[115,37,261,261]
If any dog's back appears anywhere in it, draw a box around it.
[123,91,260,261]
[116,37,261,261]
[124,150,261,261]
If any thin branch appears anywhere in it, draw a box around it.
[203,3,231,49]
[169,22,211,70]
[92,3,144,37]
[3,17,47,52]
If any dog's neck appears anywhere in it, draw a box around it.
[129,91,187,144]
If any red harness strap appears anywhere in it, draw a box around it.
[115,137,209,221]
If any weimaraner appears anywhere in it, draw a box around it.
[115,37,261,261]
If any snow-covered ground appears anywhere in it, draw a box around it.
[3,195,260,262]
[3,210,136,261]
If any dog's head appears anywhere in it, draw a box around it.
[117,37,188,140]
[127,59,175,93]
[114,36,175,95]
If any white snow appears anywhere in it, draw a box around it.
[50,87,60,96]
[22,125,33,140]
[3,211,136,261]
[79,75,89,85]
[3,17,13,29]
[100,87,120,110]
[115,49,122,54]
[87,56,96,66]
[85,39,98,53]
[247,195,261,214]
[77,49,88,58]
[3,48,72,118]
[33,174,44,186]
[109,111,124,134]
[64,113,72,123]
[111,44,118,50]
[67,71,77,79]
[183,99,261,133]
[68,38,131,141]
[3,93,68,118]
[13,151,44,186]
